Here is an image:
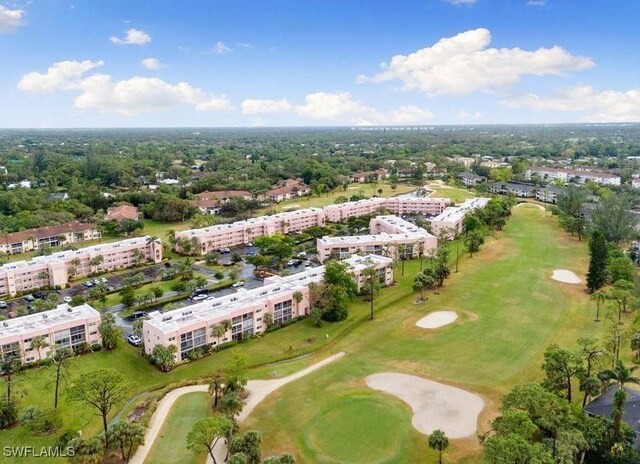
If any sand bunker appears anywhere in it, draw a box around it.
[366,373,484,439]
[552,269,582,284]
[416,311,458,329]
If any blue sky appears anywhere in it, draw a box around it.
[1,0,640,127]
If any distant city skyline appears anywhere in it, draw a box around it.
[1,0,639,128]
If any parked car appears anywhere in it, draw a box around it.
[23,294,35,302]
[245,241,254,247]
[0,301,7,309]
[126,334,142,347]
[189,294,208,302]
[82,281,94,288]
[130,311,145,319]
[245,251,257,256]
[231,281,245,288]
[33,291,47,299]
[99,277,108,284]
[63,296,72,303]
[92,279,102,285]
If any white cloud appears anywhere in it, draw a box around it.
[443,0,477,5]
[141,58,162,70]
[459,110,483,121]
[358,28,594,96]
[17,60,104,93]
[110,28,151,46]
[0,4,25,34]
[241,98,293,114]
[213,41,232,54]
[503,85,640,122]
[236,42,255,49]
[242,92,434,125]
[18,60,233,115]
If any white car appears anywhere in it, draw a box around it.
[126,334,142,347]
[232,281,245,288]
[63,296,73,303]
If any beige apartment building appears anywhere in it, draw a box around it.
[143,254,393,363]
[177,197,450,255]
[317,215,438,262]
[0,236,163,297]
[430,197,490,239]
[175,208,325,254]
[0,303,102,364]
[0,222,101,255]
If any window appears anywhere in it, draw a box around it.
[231,312,254,341]
[273,300,293,325]
[180,327,207,359]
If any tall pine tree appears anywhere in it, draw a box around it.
[586,231,607,293]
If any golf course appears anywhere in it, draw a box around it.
[242,203,605,463]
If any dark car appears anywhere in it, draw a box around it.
[33,291,47,299]
[23,294,35,302]
[130,311,145,319]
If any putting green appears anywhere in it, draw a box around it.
[305,395,411,464]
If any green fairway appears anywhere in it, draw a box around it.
[146,392,212,464]
[425,181,477,203]
[244,203,605,463]
[304,395,414,464]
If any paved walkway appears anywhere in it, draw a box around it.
[130,352,345,464]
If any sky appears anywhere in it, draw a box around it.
[1,0,640,128]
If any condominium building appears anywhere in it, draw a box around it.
[535,186,561,204]
[525,167,621,186]
[0,303,102,364]
[323,196,449,223]
[0,236,163,297]
[317,215,437,262]
[175,208,325,254]
[0,222,101,255]
[430,197,491,239]
[143,254,393,362]
[323,198,387,222]
[176,196,451,255]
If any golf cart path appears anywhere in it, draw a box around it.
[130,352,345,464]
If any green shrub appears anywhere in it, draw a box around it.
[90,343,103,352]
[0,399,18,429]
[21,406,62,434]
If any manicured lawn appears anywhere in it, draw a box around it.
[243,204,606,463]
[425,181,477,203]
[303,394,416,463]
[146,392,212,464]
[1,205,604,463]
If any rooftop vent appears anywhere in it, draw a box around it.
[2,322,8,327]
[162,316,173,322]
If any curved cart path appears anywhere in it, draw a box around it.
[131,352,345,464]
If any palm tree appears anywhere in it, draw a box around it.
[590,289,607,322]
[413,273,430,302]
[36,271,49,287]
[600,360,640,387]
[428,430,449,464]
[211,324,226,350]
[292,291,304,315]
[30,335,49,362]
